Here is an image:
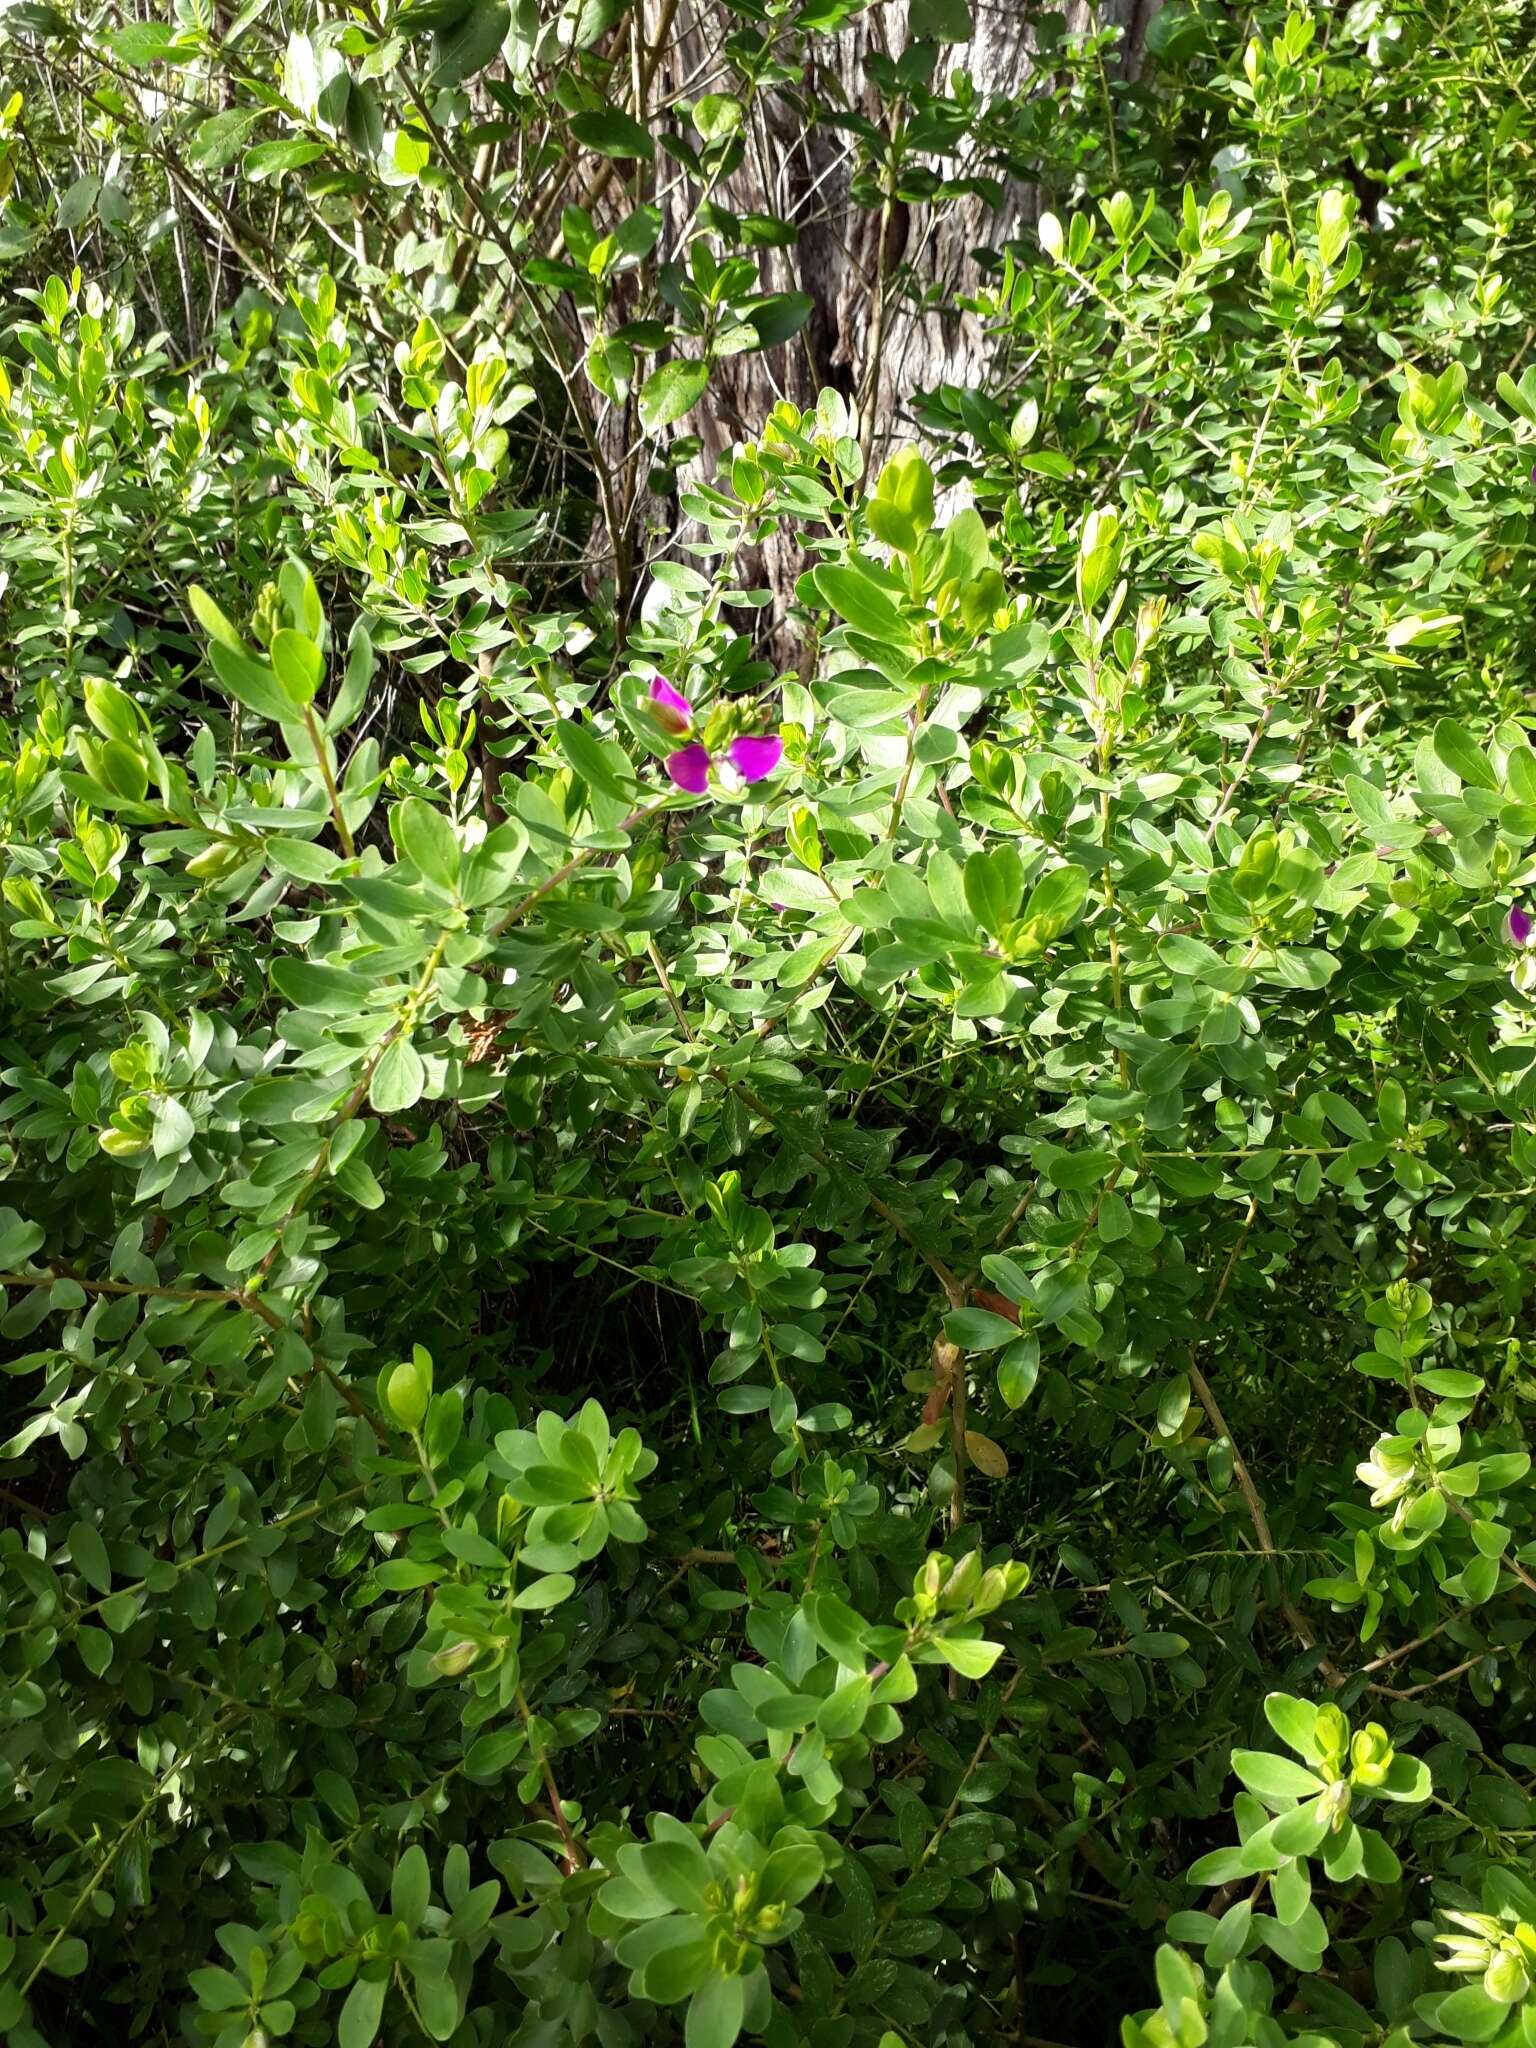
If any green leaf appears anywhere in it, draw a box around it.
[804,1591,869,1666]
[439,1525,509,1568]
[587,333,634,401]
[189,1964,248,2009]
[370,1035,427,1114]
[109,21,184,63]
[1429,1986,1508,2041]
[639,359,709,431]
[963,844,1023,936]
[1231,1750,1325,1800]
[570,107,655,159]
[407,1950,460,2040]
[930,1633,1002,1678]
[812,563,905,638]
[555,718,632,801]
[741,291,814,348]
[392,1843,431,1930]
[69,1520,112,1595]
[1263,1692,1321,1760]
[1126,1631,1187,1659]
[98,1591,141,1634]
[512,1571,576,1609]
[757,1843,824,1907]
[244,138,328,181]
[430,0,509,85]
[42,1934,89,1976]
[867,448,935,554]
[1376,1755,1433,1802]
[1155,1372,1189,1435]
[463,1729,524,1781]
[817,1674,872,1741]
[637,1931,712,2004]
[1386,610,1461,649]
[1187,1845,1253,1887]
[272,959,374,1015]
[943,1307,1019,1351]
[1021,863,1089,935]
[1207,1897,1251,1967]
[1415,1368,1482,1399]
[328,617,375,733]
[640,1838,713,1915]
[345,80,385,157]
[1267,1797,1331,1857]
[1432,717,1498,790]
[187,584,245,651]
[57,173,100,231]
[392,797,460,893]
[77,1625,114,1676]
[997,1336,1040,1409]
[909,0,972,36]
[381,1358,431,1431]
[395,127,431,178]
[1076,505,1121,610]
[691,93,743,141]
[208,642,294,724]
[1257,1906,1325,1972]
[339,1974,388,2048]
[685,1970,745,2048]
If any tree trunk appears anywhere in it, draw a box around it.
[614,0,1150,634]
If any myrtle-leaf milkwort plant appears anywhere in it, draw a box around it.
[0,0,1535,2045]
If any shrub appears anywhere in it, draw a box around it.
[0,3,1534,2046]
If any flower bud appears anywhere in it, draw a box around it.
[431,1640,479,1678]
[1484,1948,1531,2005]
[99,1126,152,1159]
[1349,1723,1393,1787]
[381,1351,431,1432]
[941,1552,983,1608]
[186,839,250,879]
[1319,1778,1352,1831]
[250,581,283,649]
[1315,1704,1349,1771]
[1383,1278,1429,1326]
[1234,825,1279,898]
[973,1567,1010,1616]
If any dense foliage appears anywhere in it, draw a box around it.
[2,1,1536,2044]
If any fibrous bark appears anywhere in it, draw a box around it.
[607,0,1149,629]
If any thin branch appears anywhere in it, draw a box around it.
[488,798,669,938]
[1183,1200,1339,1669]
[516,1685,586,1870]
[301,706,356,859]
[1369,1653,1486,1702]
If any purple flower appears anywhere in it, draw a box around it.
[648,675,693,737]
[1507,902,1534,947]
[647,675,783,796]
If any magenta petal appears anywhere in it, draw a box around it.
[666,743,711,794]
[1507,903,1534,947]
[726,735,784,784]
[649,674,693,736]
